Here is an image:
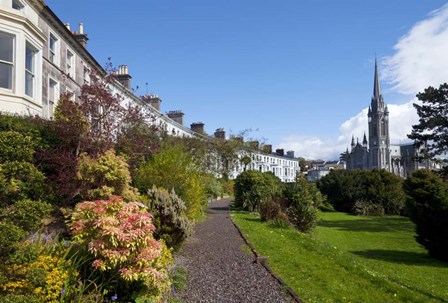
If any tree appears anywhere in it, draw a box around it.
[408,83,448,161]
[404,169,448,261]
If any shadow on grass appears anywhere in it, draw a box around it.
[351,249,447,268]
[318,216,414,233]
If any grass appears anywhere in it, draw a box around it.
[231,211,448,303]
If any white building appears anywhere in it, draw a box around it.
[229,148,299,183]
[0,0,198,137]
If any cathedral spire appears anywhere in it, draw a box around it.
[363,132,368,146]
[373,58,381,100]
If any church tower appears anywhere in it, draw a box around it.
[367,60,390,170]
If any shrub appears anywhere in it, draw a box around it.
[77,150,140,201]
[0,222,26,255]
[1,200,53,233]
[269,212,290,229]
[203,174,224,201]
[234,170,282,211]
[69,195,172,301]
[135,144,207,220]
[145,186,193,249]
[317,169,405,215]
[285,175,321,233]
[0,131,36,163]
[0,161,47,206]
[404,170,448,261]
[0,251,77,303]
[259,200,282,221]
[353,200,385,216]
[2,294,40,303]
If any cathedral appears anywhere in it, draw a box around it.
[341,61,434,178]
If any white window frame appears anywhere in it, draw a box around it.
[0,31,15,91]
[48,32,60,66]
[83,64,90,84]
[66,48,75,77]
[47,78,59,118]
[25,42,37,98]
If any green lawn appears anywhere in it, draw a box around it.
[231,211,448,303]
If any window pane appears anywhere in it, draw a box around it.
[25,46,34,72]
[25,71,33,97]
[0,62,13,89]
[0,32,14,62]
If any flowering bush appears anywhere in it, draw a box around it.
[0,251,76,303]
[69,195,172,301]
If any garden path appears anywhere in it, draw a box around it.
[175,198,292,303]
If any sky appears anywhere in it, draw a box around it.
[45,1,448,160]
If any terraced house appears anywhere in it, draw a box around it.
[0,0,299,181]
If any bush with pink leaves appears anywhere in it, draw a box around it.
[69,195,172,301]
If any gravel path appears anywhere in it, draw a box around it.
[175,198,292,303]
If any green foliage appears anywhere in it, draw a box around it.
[2,294,40,303]
[203,174,224,200]
[233,170,283,211]
[259,200,282,221]
[77,150,140,201]
[285,176,321,232]
[408,83,448,160]
[169,265,187,291]
[0,131,36,163]
[0,114,46,149]
[0,161,47,206]
[0,221,26,255]
[404,169,448,261]
[353,199,385,216]
[145,186,193,249]
[317,169,405,215]
[135,144,207,220]
[1,199,52,233]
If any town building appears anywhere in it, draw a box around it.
[0,0,299,182]
[341,61,436,178]
[0,0,201,137]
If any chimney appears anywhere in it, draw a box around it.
[286,150,295,158]
[263,144,272,154]
[276,149,284,156]
[72,23,89,48]
[214,128,226,139]
[142,94,161,111]
[167,110,184,126]
[116,65,132,90]
[191,122,205,134]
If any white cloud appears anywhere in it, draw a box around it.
[280,3,448,160]
[382,4,448,95]
[279,100,419,160]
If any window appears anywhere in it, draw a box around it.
[66,49,74,76]
[12,0,24,10]
[0,32,14,90]
[49,33,58,64]
[83,65,90,84]
[25,43,36,97]
[48,79,59,118]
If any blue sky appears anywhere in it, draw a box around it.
[45,1,448,160]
